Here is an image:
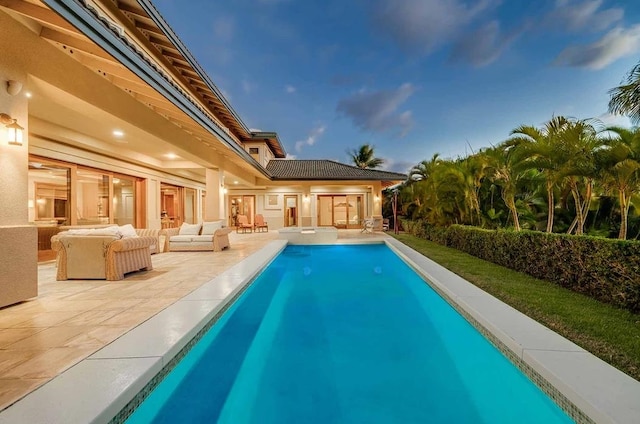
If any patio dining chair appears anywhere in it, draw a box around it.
[254,214,268,232]
[236,214,253,233]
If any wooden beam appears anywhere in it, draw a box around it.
[0,0,79,34]
[72,50,143,83]
[148,34,174,49]
[132,19,164,36]
[110,74,168,99]
[40,27,115,61]
[116,2,148,19]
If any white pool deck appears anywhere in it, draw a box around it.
[0,235,638,423]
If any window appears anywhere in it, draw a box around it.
[249,147,260,162]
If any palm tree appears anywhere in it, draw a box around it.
[485,141,527,231]
[510,116,569,232]
[348,144,384,169]
[555,119,600,235]
[598,126,640,239]
[608,61,640,124]
[410,153,440,181]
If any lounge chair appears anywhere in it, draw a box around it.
[255,214,268,232]
[236,214,253,233]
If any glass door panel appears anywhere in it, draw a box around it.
[77,169,110,225]
[346,195,362,229]
[230,195,255,227]
[113,176,136,226]
[318,196,333,226]
[333,196,348,228]
[284,195,298,227]
[184,188,196,224]
[161,183,183,228]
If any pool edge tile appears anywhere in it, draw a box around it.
[0,357,162,424]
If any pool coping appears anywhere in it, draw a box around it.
[0,239,638,423]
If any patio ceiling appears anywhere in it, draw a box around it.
[0,0,268,186]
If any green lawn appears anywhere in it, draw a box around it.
[392,233,640,382]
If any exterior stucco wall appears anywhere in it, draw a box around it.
[0,11,38,306]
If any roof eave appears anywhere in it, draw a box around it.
[137,0,252,135]
[42,0,272,179]
[250,131,287,158]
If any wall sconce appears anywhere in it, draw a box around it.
[0,113,24,146]
[374,195,380,202]
[223,188,228,194]
[6,80,23,96]
[303,194,310,203]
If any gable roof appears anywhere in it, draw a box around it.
[266,160,407,181]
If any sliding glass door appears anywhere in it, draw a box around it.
[317,195,363,229]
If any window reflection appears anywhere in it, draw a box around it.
[29,161,70,225]
[76,169,110,225]
[113,176,135,226]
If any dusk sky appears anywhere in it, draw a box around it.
[152,0,640,173]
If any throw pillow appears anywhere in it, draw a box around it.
[119,224,139,238]
[179,222,202,235]
[201,220,222,235]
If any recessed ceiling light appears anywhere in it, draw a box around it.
[234,181,238,184]
[166,153,178,159]
[113,130,124,137]
[25,92,32,98]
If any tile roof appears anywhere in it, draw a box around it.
[266,160,407,181]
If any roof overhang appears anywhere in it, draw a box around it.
[0,0,273,180]
[250,131,286,158]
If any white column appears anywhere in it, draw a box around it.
[0,75,37,307]
[301,185,312,227]
[205,168,225,222]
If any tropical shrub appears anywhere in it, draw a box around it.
[403,220,640,313]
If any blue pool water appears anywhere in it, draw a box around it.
[126,244,573,423]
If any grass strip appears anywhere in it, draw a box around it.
[392,233,640,382]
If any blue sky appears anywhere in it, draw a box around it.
[152,0,640,173]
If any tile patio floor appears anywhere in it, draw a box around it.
[0,229,386,412]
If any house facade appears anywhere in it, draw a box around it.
[0,0,406,307]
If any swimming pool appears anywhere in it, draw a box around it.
[125,244,573,423]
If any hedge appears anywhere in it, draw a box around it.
[402,220,640,313]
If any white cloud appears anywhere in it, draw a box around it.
[596,112,632,128]
[371,0,498,54]
[383,158,414,174]
[285,85,296,94]
[450,20,522,67]
[545,0,623,32]
[337,83,415,136]
[285,153,297,159]
[554,25,640,69]
[295,125,326,153]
